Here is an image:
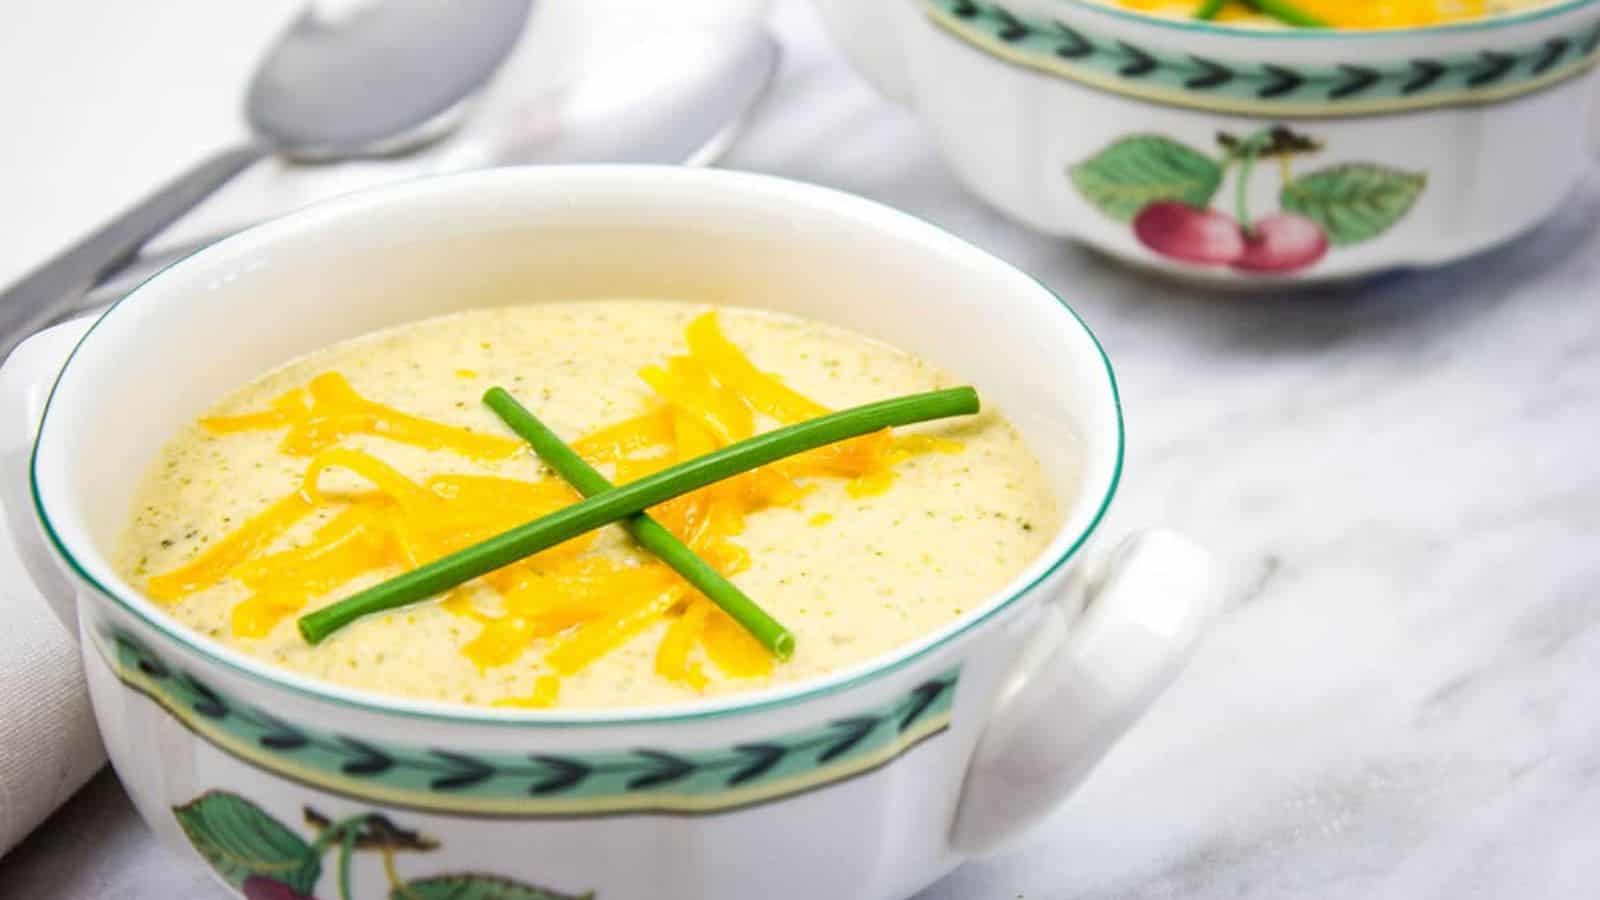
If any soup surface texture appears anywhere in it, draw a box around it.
[1109,0,1556,28]
[119,303,1063,710]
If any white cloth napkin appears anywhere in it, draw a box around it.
[0,0,771,859]
[0,318,104,858]
[0,508,104,857]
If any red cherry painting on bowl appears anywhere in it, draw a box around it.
[1071,125,1425,275]
[1131,202,1246,266]
[242,876,316,900]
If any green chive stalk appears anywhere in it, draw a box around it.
[483,388,795,660]
[1245,0,1328,27]
[297,386,980,644]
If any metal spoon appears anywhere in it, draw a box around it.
[0,0,533,359]
[73,27,782,313]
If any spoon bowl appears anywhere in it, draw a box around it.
[249,0,533,160]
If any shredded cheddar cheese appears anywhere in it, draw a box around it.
[202,371,524,460]
[147,312,963,698]
[1114,0,1518,27]
[495,674,562,709]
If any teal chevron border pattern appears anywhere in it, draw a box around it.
[923,0,1600,116]
[106,629,960,817]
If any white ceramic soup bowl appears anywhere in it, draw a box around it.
[811,0,1600,284]
[0,167,1220,900]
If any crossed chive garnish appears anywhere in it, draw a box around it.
[1194,0,1328,26]
[296,385,982,655]
[482,388,795,661]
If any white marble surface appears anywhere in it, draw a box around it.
[5,1,1600,897]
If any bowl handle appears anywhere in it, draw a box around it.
[0,317,97,635]
[950,529,1223,854]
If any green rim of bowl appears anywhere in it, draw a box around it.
[1055,0,1600,39]
[28,167,1125,728]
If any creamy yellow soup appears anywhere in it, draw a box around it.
[118,303,1063,710]
[1111,0,1554,28]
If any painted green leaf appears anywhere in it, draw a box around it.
[172,791,321,894]
[1068,135,1223,221]
[1281,163,1426,246]
[394,874,595,900]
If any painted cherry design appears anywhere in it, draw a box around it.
[1074,127,1426,276]
[1233,213,1329,273]
[176,793,582,900]
[1120,126,1335,275]
[1133,201,1246,265]
[242,876,318,900]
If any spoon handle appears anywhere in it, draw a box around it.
[0,143,268,360]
